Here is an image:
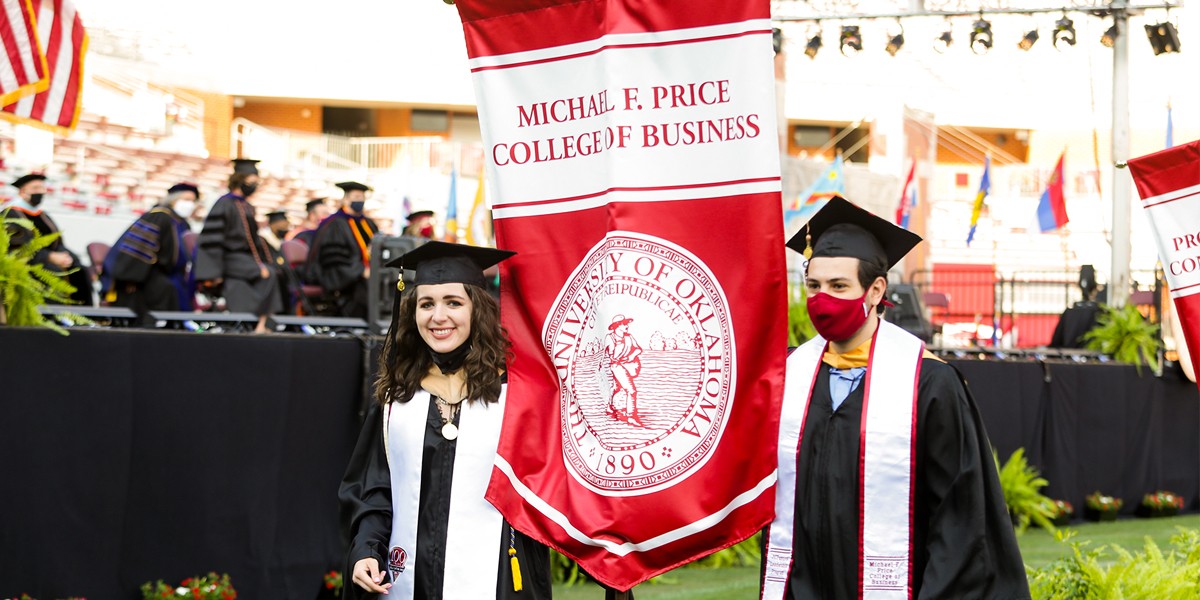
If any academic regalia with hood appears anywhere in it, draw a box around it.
[101,205,193,316]
[193,191,282,316]
[764,197,1029,600]
[2,193,93,306]
[338,242,552,600]
[306,200,379,318]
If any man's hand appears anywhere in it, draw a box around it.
[47,251,73,269]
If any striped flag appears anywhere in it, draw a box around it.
[0,0,86,134]
[966,156,991,245]
[443,165,458,242]
[895,158,916,229]
[463,174,488,245]
[0,0,49,106]
[1036,152,1068,232]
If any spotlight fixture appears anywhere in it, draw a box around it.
[885,23,905,56]
[1100,23,1119,48]
[1145,21,1181,55]
[970,18,993,54]
[934,24,953,53]
[1053,16,1076,49]
[1018,29,1040,50]
[804,32,823,59]
[839,25,863,56]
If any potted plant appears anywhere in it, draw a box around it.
[993,448,1055,533]
[0,213,81,331]
[1049,499,1074,526]
[1138,490,1185,518]
[140,572,236,600]
[318,570,343,599]
[1084,491,1123,522]
[1083,303,1163,374]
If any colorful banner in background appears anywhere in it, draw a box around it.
[0,0,87,134]
[1036,151,1069,232]
[966,156,990,245]
[1128,139,1200,392]
[784,153,844,223]
[455,0,785,590]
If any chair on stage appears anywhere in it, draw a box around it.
[280,239,328,315]
[923,291,950,334]
[86,241,112,306]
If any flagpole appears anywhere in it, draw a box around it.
[1110,1,1132,308]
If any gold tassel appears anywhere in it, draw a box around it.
[509,547,523,592]
[802,225,813,260]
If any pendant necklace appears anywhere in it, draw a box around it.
[435,396,460,440]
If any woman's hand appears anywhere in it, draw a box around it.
[352,557,392,594]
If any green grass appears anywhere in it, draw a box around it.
[551,516,1200,597]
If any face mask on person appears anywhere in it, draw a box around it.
[419,225,434,238]
[806,291,871,342]
[239,182,258,197]
[28,193,44,207]
[349,201,366,213]
[174,200,196,217]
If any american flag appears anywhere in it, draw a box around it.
[0,0,85,133]
[0,0,49,106]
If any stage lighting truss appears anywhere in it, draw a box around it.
[1018,28,1040,50]
[839,24,863,56]
[1100,22,1119,48]
[970,17,993,54]
[1053,15,1076,49]
[804,24,823,59]
[885,21,905,56]
[933,21,954,53]
[1145,20,1181,55]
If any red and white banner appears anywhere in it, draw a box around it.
[1128,139,1200,387]
[0,0,85,133]
[455,0,786,590]
[0,0,49,106]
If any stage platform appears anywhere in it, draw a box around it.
[1,327,1197,598]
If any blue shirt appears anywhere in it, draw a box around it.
[828,366,866,411]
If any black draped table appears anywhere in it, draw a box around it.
[1,326,1198,598]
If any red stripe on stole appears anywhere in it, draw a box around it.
[906,345,923,598]
[857,326,884,599]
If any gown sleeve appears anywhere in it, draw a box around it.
[915,360,1031,600]
[339,402,393,599]
[313,219,366,292]
[194,198,232,282]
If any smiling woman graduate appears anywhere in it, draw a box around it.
[338,241,552,600]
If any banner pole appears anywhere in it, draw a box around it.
[1110,1,1132,308]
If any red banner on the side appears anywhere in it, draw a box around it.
[456,0,785,589]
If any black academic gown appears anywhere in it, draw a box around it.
[102,207,192,319]
[339,399,552,600]
[193,193,282,316]
[783,358,1030,600]
[1049,301,1102,348]
[307,212,378,319]
[4,205,93,306]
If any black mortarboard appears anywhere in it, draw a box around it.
[231,158,260,175]
[11,173,46,189]
[336,181,371,193]
[267,211,288,224]
[406,209,435,222]
[385,241,515,289]
[304,198,327,212]
[786,196,921,269]
[167,182,200,197]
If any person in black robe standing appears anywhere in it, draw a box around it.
[339,241,551,600]
[763,197,1029,600]
[100,183,198,321]
[307,181,379,319]
[2,173,93,306]
[193,158,281,333]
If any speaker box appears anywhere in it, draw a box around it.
[883,284,932,342]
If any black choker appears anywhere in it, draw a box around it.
[430,344,470,374]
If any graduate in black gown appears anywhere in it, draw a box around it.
[307,181,379,319]
[2,173,93,306]
[339,241,551,599]
[763,197,1029,600]
[100,183,198,320]
[193,159,281,332]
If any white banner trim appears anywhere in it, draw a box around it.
[492,178,781,219]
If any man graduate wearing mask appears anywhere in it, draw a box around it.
[2,173,93,305]
[307,181,379,318]
[101,183,198,319]
[762,197,1029,600]
[194,158,281,332]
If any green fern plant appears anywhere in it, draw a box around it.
[994,447,1056,534]
[1027,528,1200,599]
[1083,303,1163,374]
[788,286,817,346]
[0,213,80,333]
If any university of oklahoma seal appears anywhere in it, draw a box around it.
[543,231,736,496]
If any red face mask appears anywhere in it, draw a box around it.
[807,291,870,342]
[419,225,435,238]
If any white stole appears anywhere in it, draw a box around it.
[763,320,923,600]
[383,388,507,600]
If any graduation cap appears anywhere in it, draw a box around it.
[231,158,260,176]
[304,198,327,212]
[406,209,435,222]
[11,173,46,189]
[167,182,200,197]
[266,211,288,224]
[385,241,515,291]
[336,181,371,193]
[786,196,922,269]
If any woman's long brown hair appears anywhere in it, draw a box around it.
[372,284,510,406]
